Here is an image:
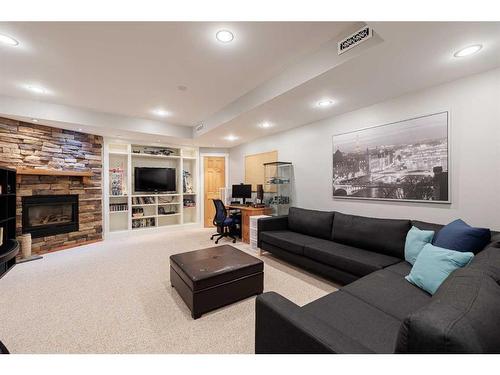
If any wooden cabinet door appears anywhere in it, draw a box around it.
[204,157,225,227]
[241,211,251,243]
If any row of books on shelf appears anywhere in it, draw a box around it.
[110,204,190,214]
[133,196,155,204]
[183,198,196,207]
[132,218,155,229]
[131,197,179,204]
[158,197,178,204]
[131,207,179,217]
[110,203,128,212]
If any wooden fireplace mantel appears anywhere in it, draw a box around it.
[16,167,93,177]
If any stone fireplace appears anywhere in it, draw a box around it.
[0,116,103,256]
[22,195,79,238]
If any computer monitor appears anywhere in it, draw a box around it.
[232,184,252,203]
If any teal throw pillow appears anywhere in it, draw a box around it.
[404,226,435,265]
[406,243,474,295]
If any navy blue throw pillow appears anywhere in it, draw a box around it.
[434,219,491,254]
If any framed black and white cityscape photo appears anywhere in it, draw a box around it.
[332,111,449,203]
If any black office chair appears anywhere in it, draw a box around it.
[210,199,241,244]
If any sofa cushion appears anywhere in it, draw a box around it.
[260,230,323,255]
[342,268,432,320]
[404,226,435,265]
[303,240,400,277]
[302,290,402,353]
[288,207,334,240]
[411,220,444,238]
[434,219,491,254]
[468,246,500,281]
[396,266,500,353]
[332,212,411,258]
[384,261,412,277]
[405,243,474,295]
[259,241,359,285]
[489,231,500,247]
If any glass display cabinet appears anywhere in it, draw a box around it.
[264,161,293,216]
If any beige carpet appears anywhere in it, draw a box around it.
[0,228,338,353]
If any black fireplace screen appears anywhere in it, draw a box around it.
[22,195,79,238]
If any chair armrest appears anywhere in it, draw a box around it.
[257,215,288,247]
[255,292,373,354]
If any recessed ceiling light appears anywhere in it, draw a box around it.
[0,33,19,46]
[31,118,38,123]
[152,108,170,117]
[454,44,482,58]
[259,122,272,129]
[26,85,48,95]
[78,128,83,131]
[317,99,334,108]
[216,29,234,43]
[224,135,239,141]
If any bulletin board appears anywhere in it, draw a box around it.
[244,150,278,191]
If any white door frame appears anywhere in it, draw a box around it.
[200,152,229,227]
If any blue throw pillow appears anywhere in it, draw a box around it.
[404,226,435,265]
[434,219,491,254]
[406,243,474,295]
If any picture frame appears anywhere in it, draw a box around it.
[332,111,450,203]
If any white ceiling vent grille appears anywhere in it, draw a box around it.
[338,26,373,55]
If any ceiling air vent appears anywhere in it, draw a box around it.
[337,26,373,55]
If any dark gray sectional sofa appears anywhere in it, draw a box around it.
[256,207,500,353]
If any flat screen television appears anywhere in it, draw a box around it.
[134,167,176,192]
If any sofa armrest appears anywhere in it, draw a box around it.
[488,232,500,248]
[0,340,9,354]
[257,215,288,247]
[255,292,373,354]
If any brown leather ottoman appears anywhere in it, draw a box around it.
[170,245,264,319]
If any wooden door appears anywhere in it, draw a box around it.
[204,156,226,227]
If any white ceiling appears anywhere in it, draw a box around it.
[198,22,500,146]
[0,22,350,126]
[0,22,499,147]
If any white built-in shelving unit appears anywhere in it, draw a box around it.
[103,141,200,236]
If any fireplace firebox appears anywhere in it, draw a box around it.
[22,195,79,238]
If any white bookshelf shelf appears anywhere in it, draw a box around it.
[131,193,180,197]
[131,153,181,160]
[109,151,129,155]
[132,215,157,219]
[104,141,199,235]
[132,226,155,231]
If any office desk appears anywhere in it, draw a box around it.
[227,205,272,244]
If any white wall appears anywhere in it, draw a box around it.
[230,68,500,230]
